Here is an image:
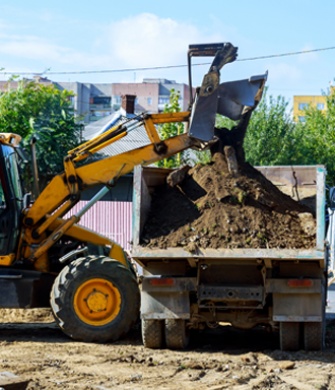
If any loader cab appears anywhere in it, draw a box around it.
[0,142,25,256]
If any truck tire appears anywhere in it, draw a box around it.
[279,322,300,351]
[141,319,164,349]
[164,319,190,350]
[304,322,324,351]
[50,256,140,342]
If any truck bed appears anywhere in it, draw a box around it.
[131,165,326,267]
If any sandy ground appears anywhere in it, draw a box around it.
[0,309,334,389]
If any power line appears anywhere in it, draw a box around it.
[237,46,335,62]
[1,45,335,77]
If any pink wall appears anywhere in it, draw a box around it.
[68,201,132,251]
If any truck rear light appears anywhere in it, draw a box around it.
[149,278,175,286]
[287,279,313,288]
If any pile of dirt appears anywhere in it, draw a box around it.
[141,153,316,250]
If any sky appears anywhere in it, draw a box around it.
[0,1,334,106]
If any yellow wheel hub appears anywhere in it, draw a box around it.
[74,278,121,326]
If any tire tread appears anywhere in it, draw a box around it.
[50,256,140,342]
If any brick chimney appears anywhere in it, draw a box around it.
[121,94,136,114]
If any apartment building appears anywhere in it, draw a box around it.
[293,94,327,122]
[56,78,191,124]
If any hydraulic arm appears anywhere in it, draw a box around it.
[21,112,197,271]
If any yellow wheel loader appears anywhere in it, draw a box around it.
[0,43,266,342]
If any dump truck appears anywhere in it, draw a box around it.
[131,164,330,351]
[0,42,268,343]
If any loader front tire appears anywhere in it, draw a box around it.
[50,256,140,343]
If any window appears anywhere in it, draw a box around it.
[68,96,75,107]
[114,96,121,105]
[92,96,111,105]
[298,103,308,110]
[317,103,325,110]
[90,96,111,111]
[158,97,169,105]
[147,97,152,106]
[298,116,306,123]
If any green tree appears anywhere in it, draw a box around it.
[211,88,294,177]
[215,89,295,166]
[244,92,296,166]
[289,87,335,183]
[0,79,81,189]
[156,89,186,168]
[215,86,335,184]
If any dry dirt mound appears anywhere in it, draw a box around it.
[142,154,315,250]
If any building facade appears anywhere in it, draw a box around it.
[57,78,191,124]
[293,94,327,122]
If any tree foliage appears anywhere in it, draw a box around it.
[215,86,335,184]
[288,88,335,183]
[156,89,186,168]
[216,89,295,165]
[0,79,81,189]
[243,92,296,166]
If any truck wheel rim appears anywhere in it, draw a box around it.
[74,278,121,326]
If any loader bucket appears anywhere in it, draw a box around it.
[188,72,267,143]
[217,73,268,120]
[188,71,220,143]
[188,42,238,143]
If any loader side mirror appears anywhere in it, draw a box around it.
[23,192,32,209]
[329,187,335,210]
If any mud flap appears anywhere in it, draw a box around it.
[140,277,196,320]
[141,291,190,320]
[272,293,323,322]
[267,278,324,321]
